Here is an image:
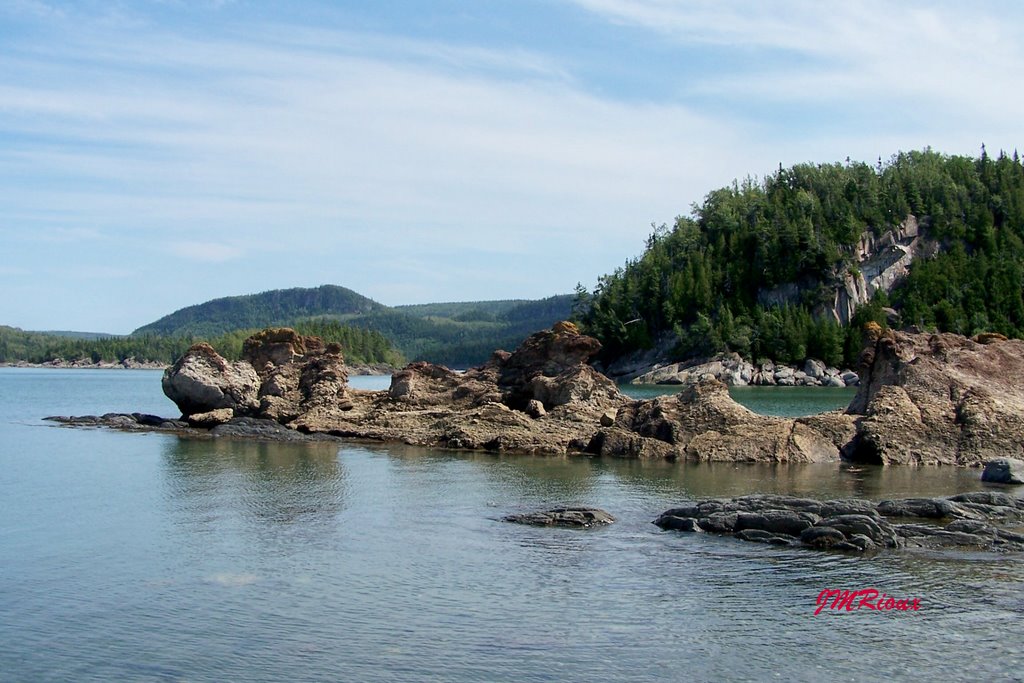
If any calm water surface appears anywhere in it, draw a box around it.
[0,368,1021,682]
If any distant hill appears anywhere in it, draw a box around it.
[133,285,384,337]
[353,295,575,367]
[128,285,575,368]
[36,330,120,340]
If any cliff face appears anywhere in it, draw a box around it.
[845,329,1024,466]
[757,215,932,325]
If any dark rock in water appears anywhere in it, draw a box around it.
[504,507,615,528]
[654,493,1024,553]
[981,458,1024,485]
[875,498,968,519]
[210,417,337,442]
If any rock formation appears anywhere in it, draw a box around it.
[845,329,1024,466]
[161,342,260,416]
[630,353,859,387]
[55,323,1024,474]
[504,507,615,528]
[654,493,1024,552]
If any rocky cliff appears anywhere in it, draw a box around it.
[845,328,1024,466]
[757,215,932,326]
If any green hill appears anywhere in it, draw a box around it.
[125,286,574,368]
[133,285,384,337]
[577,148,1024,368]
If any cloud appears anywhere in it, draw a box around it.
[1,1,1022,331]
[568,0,1024,134]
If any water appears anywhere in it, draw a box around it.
[0,368,1021,682]
[356,374,859,417]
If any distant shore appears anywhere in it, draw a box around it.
[1,359,395,375]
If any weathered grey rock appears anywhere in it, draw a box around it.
[161,342,260,417]
[525,399,546,418]
[654,493,1022,553]
[504,507,615,528]
[803,359,826,380]
[876,498,968,519]
[841,370,860,386]
[981,458,1024,485]
[599,408,617,427]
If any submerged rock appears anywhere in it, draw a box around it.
[654,494,1024,552]
[504,507,615,528]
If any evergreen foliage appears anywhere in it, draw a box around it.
[576,148,1024,367]
[0,321,403,367]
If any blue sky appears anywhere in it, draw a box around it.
[2,0,1022,333]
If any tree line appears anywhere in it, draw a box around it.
[0,320,404,367]
[575,147,1024,368]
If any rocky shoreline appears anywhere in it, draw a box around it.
[628,354,860,388]
[46,323,1024,470]
[5,359,394,375]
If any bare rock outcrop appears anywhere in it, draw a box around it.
[654,493,1024,552]
[161,342,260,417]
[589,378,854,462]
[846,329,1024,465]
[102,323,1024,473]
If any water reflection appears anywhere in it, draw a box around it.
[161,437,349,528]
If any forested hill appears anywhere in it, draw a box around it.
[134,285,384,337]
[576,148,1024,369]
[116,287,575,368]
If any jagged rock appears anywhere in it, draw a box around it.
[609,379,853,462]
[981,458,1024,485]
[242,327,323,377]
[504,507,615,528]
[846,331,1024,465]
[525,399,546,418]
[161,342,260,417]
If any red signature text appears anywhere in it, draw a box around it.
[815,588,921,615]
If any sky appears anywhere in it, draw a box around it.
[2,0,1022,334]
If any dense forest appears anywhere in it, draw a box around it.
[575,148,1024,368]
[0,320,403,367]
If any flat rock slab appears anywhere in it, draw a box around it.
[504,507,615,528]
[655,494,1024,553]
[45,413,339,443]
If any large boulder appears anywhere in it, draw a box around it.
[847,330,1024,465]
[981,458,1024,485]
[162,343,260,417]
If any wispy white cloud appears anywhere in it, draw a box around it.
[569,0,1024,123]
[0,1,1021,331]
